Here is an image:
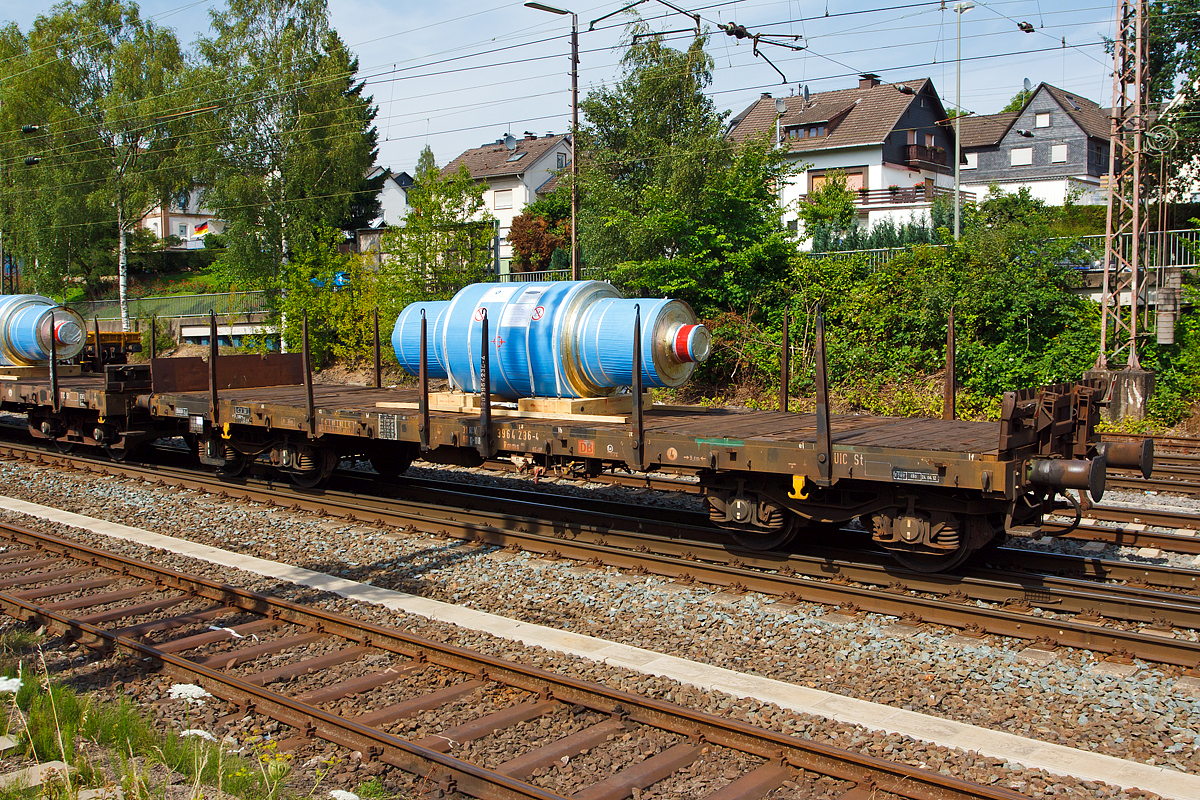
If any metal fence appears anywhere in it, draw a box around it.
[68,290,270,321]
[498,267,603,283]
[808,246,938,271]
[1072,229,1200,269]
[807,228,1200,272]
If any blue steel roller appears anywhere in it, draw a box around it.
[0,295,86,366]
[390,300,451,380]
[392,281,710,400]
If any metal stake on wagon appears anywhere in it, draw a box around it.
[779,309,790,413]
[478,308,493,459]
[372,308,381,390]
[814,309,833,486]
[92,316,102,373]
[302,310,315,436]
[418,309,429,452]
[208,312,219,425]
[944,308,957,421]
[632,303,644,470]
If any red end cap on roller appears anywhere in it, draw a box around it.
[671,324,712,364]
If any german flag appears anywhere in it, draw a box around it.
[194,220,209,236]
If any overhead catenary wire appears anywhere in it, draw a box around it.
[0,30,1112,179]
[0,0,1123,174]
[0,0,1132,145]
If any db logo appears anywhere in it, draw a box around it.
[473,308,485,322]
[666,447,678,461]
[531,306,545,321]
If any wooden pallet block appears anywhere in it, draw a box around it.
[0,364,83,381]
[516,392,651,416]
[429,391,481,411]
[376,390,636,423]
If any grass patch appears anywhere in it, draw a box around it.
[0,631,347,800]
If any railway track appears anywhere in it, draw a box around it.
[6,442,1200,668]
[1101,432,1200,454]
[0,519,1026,800]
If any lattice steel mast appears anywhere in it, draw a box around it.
[1096,0,1150,370]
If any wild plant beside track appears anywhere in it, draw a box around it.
[0,628,371,800]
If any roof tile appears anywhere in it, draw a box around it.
[442,134,570,180]
[727,79,941,153]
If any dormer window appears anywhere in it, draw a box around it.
[786,125,826,139]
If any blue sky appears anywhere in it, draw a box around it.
[9,0,1119,176]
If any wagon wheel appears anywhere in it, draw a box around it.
[217,447,250,478]
[54,439,75,454]
[104,444,132,461]
[369,449,414,481]
[887,541,975,573]
[289,448,337,490]
[728,514,800,552]
[885,513,997,573]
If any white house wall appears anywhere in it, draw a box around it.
[785,144,955,249]
[476,139,571,263]
[960,176,1104,207]
[375,178,410,227]
[781,145,883,228]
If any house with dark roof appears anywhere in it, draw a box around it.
[442,133,571,270]
[957,83,1110,205]
[727,74,968,242]
[369,166,414,228]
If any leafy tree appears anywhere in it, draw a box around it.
[0,0,187,323]
[378,164,494,303]
[508,213,563,272]
[414,145,437,178]
[1109,0,1200,194]
[797,170,857,249]
[193,0,378,290]
[277,226,388,364]
[1001,88,1033,112]
[509,185,571,272]
[785,187,1097,406]
[343,169,385,232]
[577,28,798,317]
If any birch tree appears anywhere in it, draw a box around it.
[0,0,186,328]
[193,0,379,291]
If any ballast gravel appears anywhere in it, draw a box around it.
[0,456,1192,799]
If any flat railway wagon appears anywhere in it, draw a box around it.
[0,285,1153,574]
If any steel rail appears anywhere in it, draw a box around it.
[0,521,1025,800]
[5,444,1200,663]
[1101,432,1199,454]
[1044,519,1200,554]
[1108,478,1200,495]
[980,546,1200,593]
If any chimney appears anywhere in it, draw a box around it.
[761,92,773,99]
[858,73,881,89]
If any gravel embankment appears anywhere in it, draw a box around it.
[0,456,1192,798]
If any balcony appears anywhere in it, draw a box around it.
[905,144,949,169]
[798,185,974,208]
[856,185,974,207]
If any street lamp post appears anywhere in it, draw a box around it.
[953,1,973,241]
[525,2,581,281]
